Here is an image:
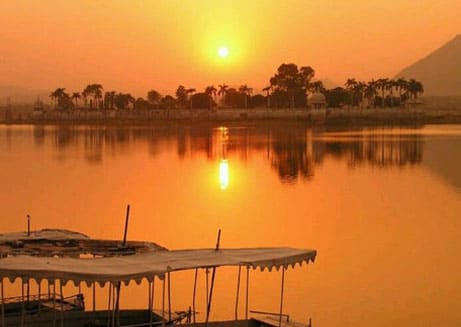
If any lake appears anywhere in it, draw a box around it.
[0,123,460,327]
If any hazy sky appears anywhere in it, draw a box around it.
[1,0,460,96]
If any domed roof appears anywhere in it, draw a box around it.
[308,92,326,103]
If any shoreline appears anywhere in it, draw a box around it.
[1,107,461,127]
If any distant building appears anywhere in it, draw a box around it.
[308,93,327,109]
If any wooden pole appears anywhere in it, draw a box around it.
[161,277,165,327]
[205,229,221,326]
[107,283,112,327]
[1,279,4,327]
[278,268,286,327]
[38,282,41,315]
[234,265,242,320]
[21,281,25,327]
[27,214,30,237]
[167,272,171,321]
[53,281,56,327]
[60,281,64,327]
[122,205,130,247]
[93,282,96,312]
[115,283,121,327]
[192,268,198,324]
[245,266,250,320]
[149,279,155,327]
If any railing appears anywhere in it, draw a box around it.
[250,310,290,322]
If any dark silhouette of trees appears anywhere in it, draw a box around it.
[205,85,217,109]
[160,95,176,109]
[407,79,424,101]
[262,85,272,108]
[186,88,196,110]
[238,84,252,108]
[218,84,229,106]
[175,85,188,108]
[71,92,81,108]
[147,90,161,108]
[83,84,103,109]
[269,63,315,108]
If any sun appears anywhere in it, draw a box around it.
[218,46,229,58]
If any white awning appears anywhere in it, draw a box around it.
[0,247,316,286]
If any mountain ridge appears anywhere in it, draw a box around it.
[396,34,461,96]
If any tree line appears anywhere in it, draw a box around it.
[48,64,424,111]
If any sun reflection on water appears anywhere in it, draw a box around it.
[219,159,229,190]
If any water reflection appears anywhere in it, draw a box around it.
[28,124,425,183]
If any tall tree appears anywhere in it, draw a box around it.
[71,92,81,108]
[239,84,253,108]
[205,85,217,109]
[262,85,273,108]
[186,88,196,109]
[147,90,162,107]
[218,84,229,107]
[175,85,188,108]
[344,78,358,107]
[407,79,424,102]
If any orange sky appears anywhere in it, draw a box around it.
[1,0,460,97]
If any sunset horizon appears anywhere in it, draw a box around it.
[1,1,460,97]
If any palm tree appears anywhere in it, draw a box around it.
[364,80,378,108]
[407,79,424,103]
[83,84,103,109]
[71,92,81,108]
[262,85,273,108]
[376,78,389,108]
[218,84,229,107]
[50,88,66,109]
[386,79,397,107]
[205,85,217,109]
[186,88,196,109]
[344,78,358,107]
[396,78,409,105]
[239,84,253,108]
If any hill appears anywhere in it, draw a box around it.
[396,35,461,96]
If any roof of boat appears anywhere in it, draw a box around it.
[0,247,316,286]
[0,229,317,285]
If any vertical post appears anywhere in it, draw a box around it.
[27,214,30,237]
[107,283,112,327]
[38,282,41,315]
[149,279,155,327]
[205,229,221,326]
[192,268,198,324]
[111,284,116,327]
[278,268,286,327]
[20,280,25,327]
[234,265,242,320]
[115,283,121,327]
[53,281,56,327]
[245,266,250,320]
[1,278,4,327]
[26,279,30,303]
[205,269,209,316]
[122,204,130,247]
[167,272,171,321]
[93,282,96,312]
[60,281,64,327]
[161,277,165,327]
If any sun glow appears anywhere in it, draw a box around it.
[218,46,229,58]
[219,159,229,190]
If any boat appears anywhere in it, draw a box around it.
[0,228,317,327]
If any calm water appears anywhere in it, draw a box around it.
[1,123,461,327]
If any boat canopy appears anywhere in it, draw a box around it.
[0,247,316,286]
